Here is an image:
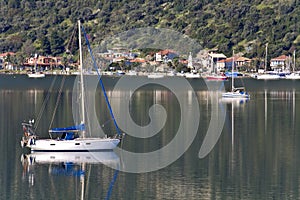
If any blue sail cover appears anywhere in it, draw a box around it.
[50,124,85,133]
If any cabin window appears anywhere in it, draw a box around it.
[86,143,91,145]
[75,143,80,145]
[50,144,55,146]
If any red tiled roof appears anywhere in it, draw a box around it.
[130,58,146,63]
[0,52,15,57]
[271,55,288,61]
[157,49,176,55]
[236,57,251,62]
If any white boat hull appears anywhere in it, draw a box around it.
[126,70,138,76]
[28,73,45,78]
[285,73,300,79]
[206,75,228,81]
[222,92,250,99]
[147,73,164,79]
[26,138,120,151]
[185,73,200,78]
[255,74,280,80]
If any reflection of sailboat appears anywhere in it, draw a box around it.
[21,151,120,168]
[21,20,121,151]
[21,151,120,199]
[220,98,247,174]
[222,51,250,99]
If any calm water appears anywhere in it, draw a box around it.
[1,74,300,199]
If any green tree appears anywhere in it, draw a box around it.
[50,31,64,56]
[40,36,51,55]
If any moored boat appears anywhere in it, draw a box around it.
[222,51,250,99]
[21,20,122,152]
[206,74,228,81]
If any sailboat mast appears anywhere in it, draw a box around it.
[265,43,268,72]
[232,50,234,91]
[293,49,296,72]
[78,20,86,135]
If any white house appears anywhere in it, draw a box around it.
[270,55,289,71]
[208,53,227,73]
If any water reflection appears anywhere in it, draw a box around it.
[3,76,300,199]
[21,151,120,199]
[220,98,249,174]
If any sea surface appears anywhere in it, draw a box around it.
[1,74,300,200]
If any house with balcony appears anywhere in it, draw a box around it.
[23,55,63,70]
[270,55,289,71]
[236,57,251,68]
[221,56,251,71]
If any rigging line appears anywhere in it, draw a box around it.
[81,24,121,136]
[105,170,119,200]
[34,75,58,131]
[66,24,77,53]
[84,164,92,200]
[48,76,66,134]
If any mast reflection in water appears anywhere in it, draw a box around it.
[1,76,300,199]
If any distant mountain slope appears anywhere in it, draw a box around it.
[0,0,299,60]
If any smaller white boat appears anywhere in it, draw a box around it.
[206,74,228,81]
[28,53,45,78]
[222,51,250,99]
[285,72,300,80]
[147,73,164,79]
[166,71,176,76]
[116,70,125,76]
[126,70,138,76]
[285,51,299,79]
[176,72,185,77]
[222,87,250,98]
[254,72,280,80]
[185,72,200,78]
[28,72,45,78]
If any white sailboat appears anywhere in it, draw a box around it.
[21,20,121,151]
[222,51,250,99]
[28,54,45,78]
[285,50,300,79]
[254,43,280,80]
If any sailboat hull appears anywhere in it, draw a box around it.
[26,138,120,152]
[222,92,250,99]
[28,73,45,78]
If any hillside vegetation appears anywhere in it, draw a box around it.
[0,0,299,61]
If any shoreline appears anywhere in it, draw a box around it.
[0,69,253,78]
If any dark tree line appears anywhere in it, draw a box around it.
[0,0,299,61]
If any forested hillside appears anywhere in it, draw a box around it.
[0,0,299,61]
